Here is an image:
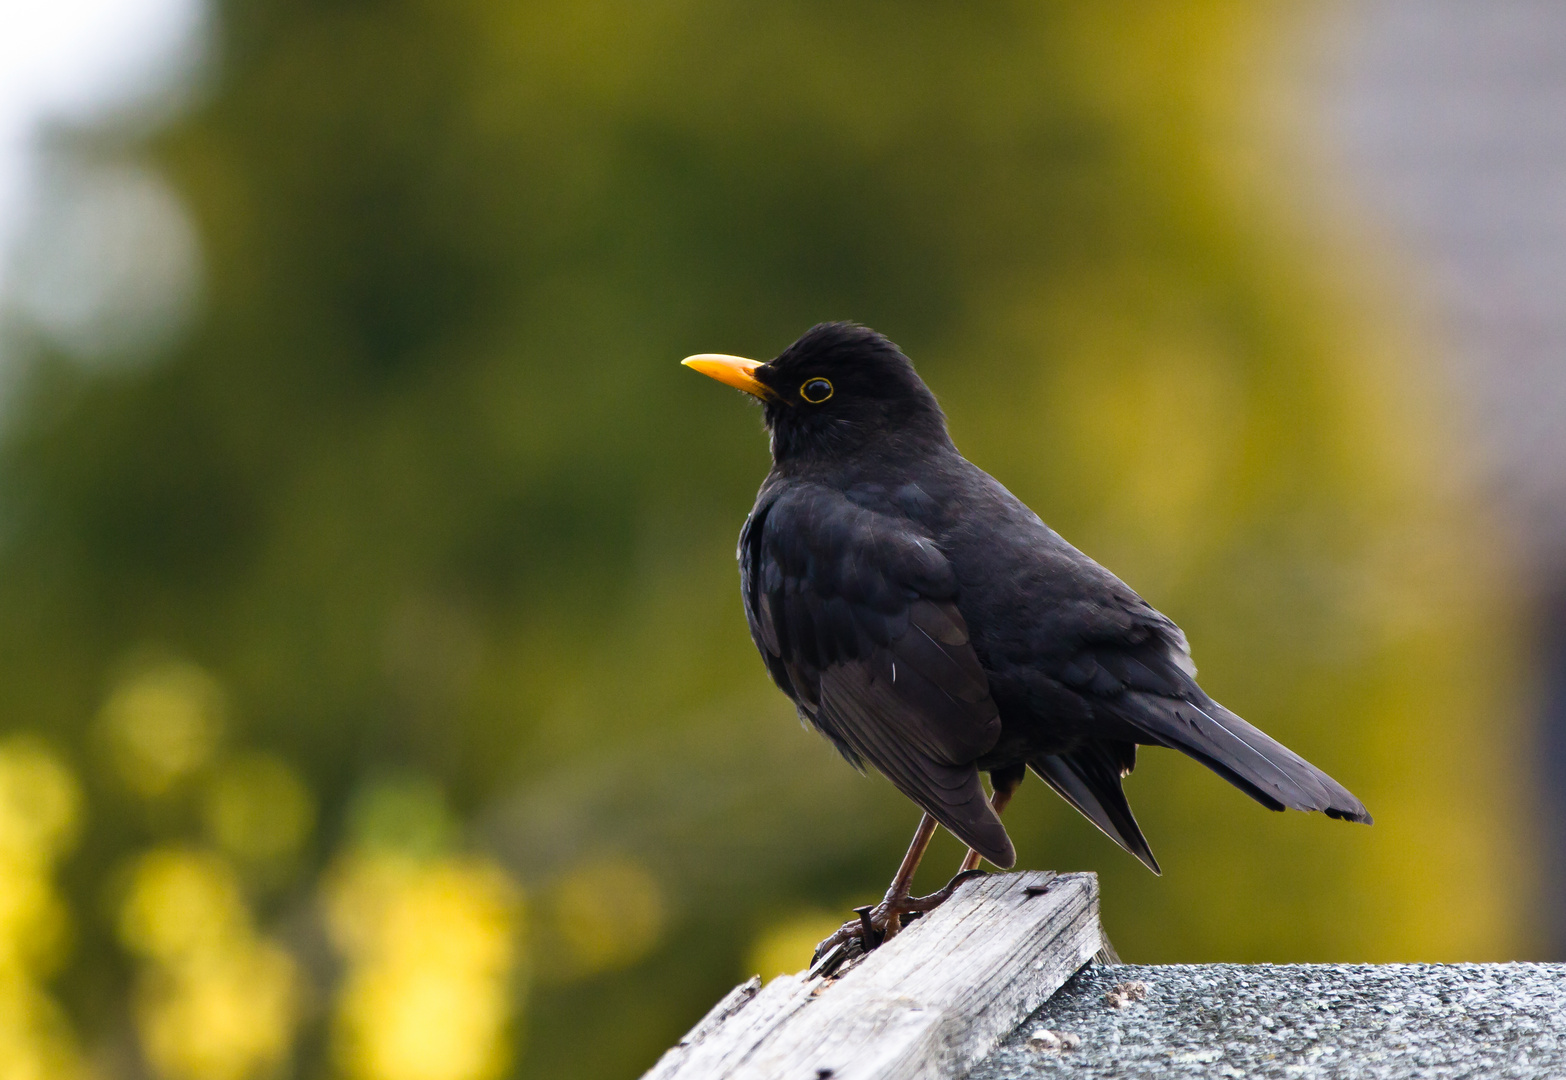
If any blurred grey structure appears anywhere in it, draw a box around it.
[1321,0,1566,955]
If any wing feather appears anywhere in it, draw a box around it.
[740,483,1014,866]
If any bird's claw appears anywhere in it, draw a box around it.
[808,869,987,977]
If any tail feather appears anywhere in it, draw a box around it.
[1030,743,1160,874]
[1123,693,1372,824]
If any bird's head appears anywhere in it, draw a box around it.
[682,322,952,464]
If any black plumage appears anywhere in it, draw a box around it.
[688,322,1370,882]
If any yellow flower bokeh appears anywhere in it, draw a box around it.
[545,857,665,981]
[325,852,523,1080]
[744,911,846,984]
[134,942,298,1080]
[0,974,91,1080]
[97,661,226,798]
[118,849,250,963]
[118,848,300,1080]
[202,753,315,866]
[0,737,88,1080]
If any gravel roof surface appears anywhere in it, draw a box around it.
[967,962,1566,1079]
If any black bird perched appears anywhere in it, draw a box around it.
[683,322,1370,953]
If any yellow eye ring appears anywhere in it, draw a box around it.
[800,378,833,404]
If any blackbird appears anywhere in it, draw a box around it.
[683,322,1370,957]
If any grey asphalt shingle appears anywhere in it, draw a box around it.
[968,962,1566,1079]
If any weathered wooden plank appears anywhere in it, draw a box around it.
[644,975,763,1080]
[644,973,816,1080]
[643,871,1105,1080]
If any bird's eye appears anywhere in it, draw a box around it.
[800,378,833,404]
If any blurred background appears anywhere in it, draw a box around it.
[0,0,1557,1077]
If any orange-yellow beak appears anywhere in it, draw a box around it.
[681,353,774,400]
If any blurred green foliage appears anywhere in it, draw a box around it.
[0,1,1534,1078]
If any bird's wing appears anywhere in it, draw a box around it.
[741,483,1013,866]
[1054,600,1371,824]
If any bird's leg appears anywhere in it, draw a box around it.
[878,811,939,938]
[810,813,987,973]
[958,763,1027,872]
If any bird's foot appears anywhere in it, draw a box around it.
[808,869,986,977]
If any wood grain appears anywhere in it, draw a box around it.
[643,871,1106,1080]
